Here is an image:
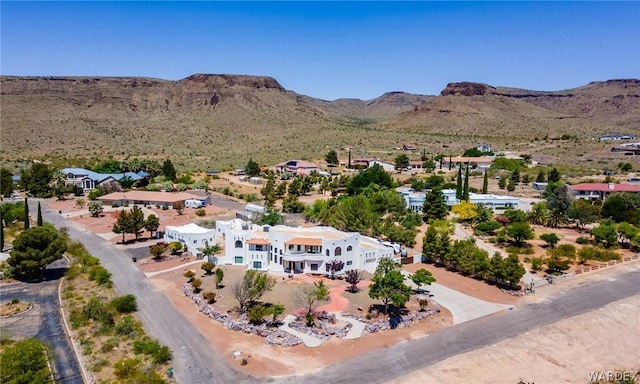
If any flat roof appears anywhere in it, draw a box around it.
[98,191,199,203]
[165,223,214,234]
[284,237,323,246]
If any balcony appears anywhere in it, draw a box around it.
[281,252,326,262]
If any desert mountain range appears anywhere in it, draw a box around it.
[1,74,638,170]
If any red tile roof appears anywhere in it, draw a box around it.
[247,238,270,245]
[569,183,640,193]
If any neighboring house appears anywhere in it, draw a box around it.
[569,183,640,201]
[402,144,417,152]
[440,156,494,170]
[400,188,519,212]
[184,189,212,206]
[164,223,216,256]
[275,160,319,176]
[476,144,492,153]
[370,159,396,172]
[236,203,266,220]
[215,219,394,274]
[610,146,640,155]
[97,190,201,208]
[351,158,394,172]
[409,161,425,170]
[600,134,636,141]
[62,167,148,191]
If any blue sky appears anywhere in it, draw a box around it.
[2,2,639,100]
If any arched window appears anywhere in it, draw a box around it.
[235,240,243,248]
[346,245,353,252]
[334,247,342,256]
[326,249,330,256]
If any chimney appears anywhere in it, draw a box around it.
[608,183,615,190]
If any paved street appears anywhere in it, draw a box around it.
[36,200,254,384]
[0,259,84,383]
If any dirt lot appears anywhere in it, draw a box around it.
[387,262,640,384]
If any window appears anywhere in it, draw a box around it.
[334,247,342,256]
[346,245,353,252]
[346,261,353,266]
[193,240,197,244]
[235,240,243,248]
[253,261,262,269]
[234,256,243,264]
[288,245,294,251]
[310,264,318,271]
[326,249,330,256]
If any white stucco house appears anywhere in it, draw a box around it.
[164,223,216,256]
[400,188,519,212]
[214,219,394,275]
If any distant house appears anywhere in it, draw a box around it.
[600,134,636,141]
[402,144,417,152]
[476,144,492,153]
[610,146,640,155]
[351,158,375,169]
[440,156,494,170]
[233,169,245,176]
[409,161,425,170]
[400,188,519,212]
[569,183,640,201]
[97,190,202,208]
[275,160,319,176]
[62,167,148,191]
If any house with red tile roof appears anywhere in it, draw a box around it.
[569,183,640,201]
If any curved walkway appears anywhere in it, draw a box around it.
[334,313,366,340]
[144,259,205,278]
[279,315,322,347]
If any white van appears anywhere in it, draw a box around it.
[185,199,205,208]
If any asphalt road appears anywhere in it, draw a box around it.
[0,258,84,383]
[36,200,254,384]
[34,199,640,384]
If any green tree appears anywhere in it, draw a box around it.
[268,303,285,325]
[540,233,560,248]
[150,243,167,259]
[503,253,525,288]
[527,202,550,226]
[144,214,160,238]
[368,257,412,314]
[456,163,463,199]
[113,209,132,244]
[162,159,177,181]
[394,154,410,171]
[617,222,639,247]
[293,280,329,319]
[568,199,599,229]
[592,219,618,248]
[36,202,43,226]
[0,168,14,197]
[507,178,516,192]
[325,150,339,167]
[462,163,470,201]
[482,171,488,194]
[536,170,546,183]
[275,181,288,200]
[21,163,53,198]
[198,241,221,261]
[231,270,276,313]
[260,177,277,207]
[498,173,507,190]
[505,222,534,246]
[257,208,282,226]
[547,167,561,182]
[422,189,448,222]
[87,201,104,218]
[601,193,640,223]
[24,197,30,229]
[215,267,224,288]
[8,226,67,278]
[410,268,436,292]
[510,169,521,184]
[0,338,53,384]
[129,206,146,241]
[245,158,260,177]
[201,261,216,275]
[347,164,394,195]
[173,201,185,215]
[168,241,183,255]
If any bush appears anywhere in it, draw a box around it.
[10,298,19,305]
[100,337,120,353]
[88,265,113,287]
[111,294,137,313]
[114,357,141,380]
[576,236,590,245]
[203,291,217,304]
[133,337,172,363]
[112,202,120,208]
[195,208,206,217]
[69,308,89,329]
[162,204,169,210]
[247,304,267,325]
[115,315,140,336]
[578,246,621,263]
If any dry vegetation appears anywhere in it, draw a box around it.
[1,75,638,173]
[0,300,32,316]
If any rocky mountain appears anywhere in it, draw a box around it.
[1,74,638,171]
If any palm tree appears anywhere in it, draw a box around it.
[198,241,221,262]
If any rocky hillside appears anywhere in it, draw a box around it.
[1,74,638,171]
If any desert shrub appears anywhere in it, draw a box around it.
[10,298,19,304]
[162,204,169,210]
[114,357,142,380]
[203,291,217,304]
[195,208,206,217]
[110,294,137,313]
[88,265,112,287]
[133,337,172,364]
[112,202,120,208]
[115,315,141,336]
[578,246,621,263]
[69,308,89,329]
[83,297,116,326]
[100,337,120,353]
[530,257,544,271]
[576,236,590,245]
[247,304,267,325]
